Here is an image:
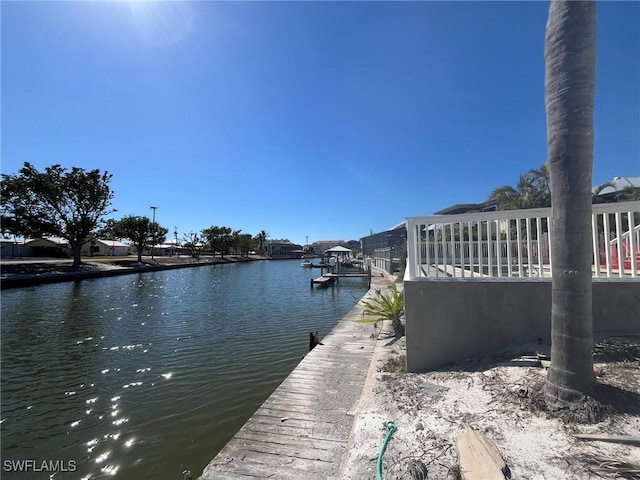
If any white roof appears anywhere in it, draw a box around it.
[325,245,352,253]
[593,176,640,195]
[24,236,69,245]
[96,239,130,248]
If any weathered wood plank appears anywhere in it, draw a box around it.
[205,448,335,477]
[456,426,509,480]
[234,429,345,452]
[229,436,339,462]
[240,424,346,445]
[249,413,316,429]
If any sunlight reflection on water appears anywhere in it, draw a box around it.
[1,260,367,479]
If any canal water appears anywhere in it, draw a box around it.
[1,260,369,479]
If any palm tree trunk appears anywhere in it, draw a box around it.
[544,0,596,408]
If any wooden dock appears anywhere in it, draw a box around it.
[311,271,371,288]
[310,275,335,288]
[198,273,390,480]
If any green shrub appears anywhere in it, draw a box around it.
[358,283,405,337]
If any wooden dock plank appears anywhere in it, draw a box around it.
[205,449,334,478]
[231,435,340,462]
[231,437,338,462]
[236,429,345,451]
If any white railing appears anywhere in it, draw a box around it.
[373,247,392,273]
[406,201,640,280]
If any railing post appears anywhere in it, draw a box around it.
[603,214,612,277]
[629,209,638,277]
[592,213,601,277]
[406,219,417,280]
[615,212,624,277]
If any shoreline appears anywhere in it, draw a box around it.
[0,255,266,289]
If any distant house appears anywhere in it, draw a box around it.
[147,241,181,257]
[433,201,498,215]
[24,237,71,258]
[82,239,131,257]
[360,227,406,258]
[593,176,640,202]
[266,240,303,259]
[0,238,31,258]
[310,240,346,255]
[22,237,132,258]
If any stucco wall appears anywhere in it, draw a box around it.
[405,277,640,372]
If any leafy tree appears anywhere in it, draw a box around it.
[202,226,233,258]
[358,283,405,338]
[544,0,596,409]
[0,162,114,266]
[110,216,167,263]
[235,233,256,257]
[182,231,205,260]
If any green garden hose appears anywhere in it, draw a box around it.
[376,421,397,480]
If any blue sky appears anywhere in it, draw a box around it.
[2,1,638,246]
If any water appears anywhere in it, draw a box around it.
[0,260,368,479]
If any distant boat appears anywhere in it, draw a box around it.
[301,259,313,268]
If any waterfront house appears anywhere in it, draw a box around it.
[266,240,303,259]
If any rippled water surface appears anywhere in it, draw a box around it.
[1,260,368,479]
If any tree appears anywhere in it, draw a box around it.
[0,162,114,266]
[202,226,233,258]
[236,233,256,257]
[229,229,242,256]
[110,216,167,263]
[526,162,551,205]
[488,163,551,210]
[544,0,596,408]
[182,231,205,260]
[255,230,268,256]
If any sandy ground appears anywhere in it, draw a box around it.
[341,324,640,480]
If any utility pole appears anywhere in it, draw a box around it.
[150,206,158,259]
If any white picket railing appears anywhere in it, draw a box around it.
[406,201,640,280]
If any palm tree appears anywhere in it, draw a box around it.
[527,162,551,206]
[488,162,551,210]
[489,175,538,210]
[256,230,268,256]
[544,0,596,409]
[358,283,405,338]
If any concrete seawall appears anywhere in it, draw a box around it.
[405,276,640,372]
